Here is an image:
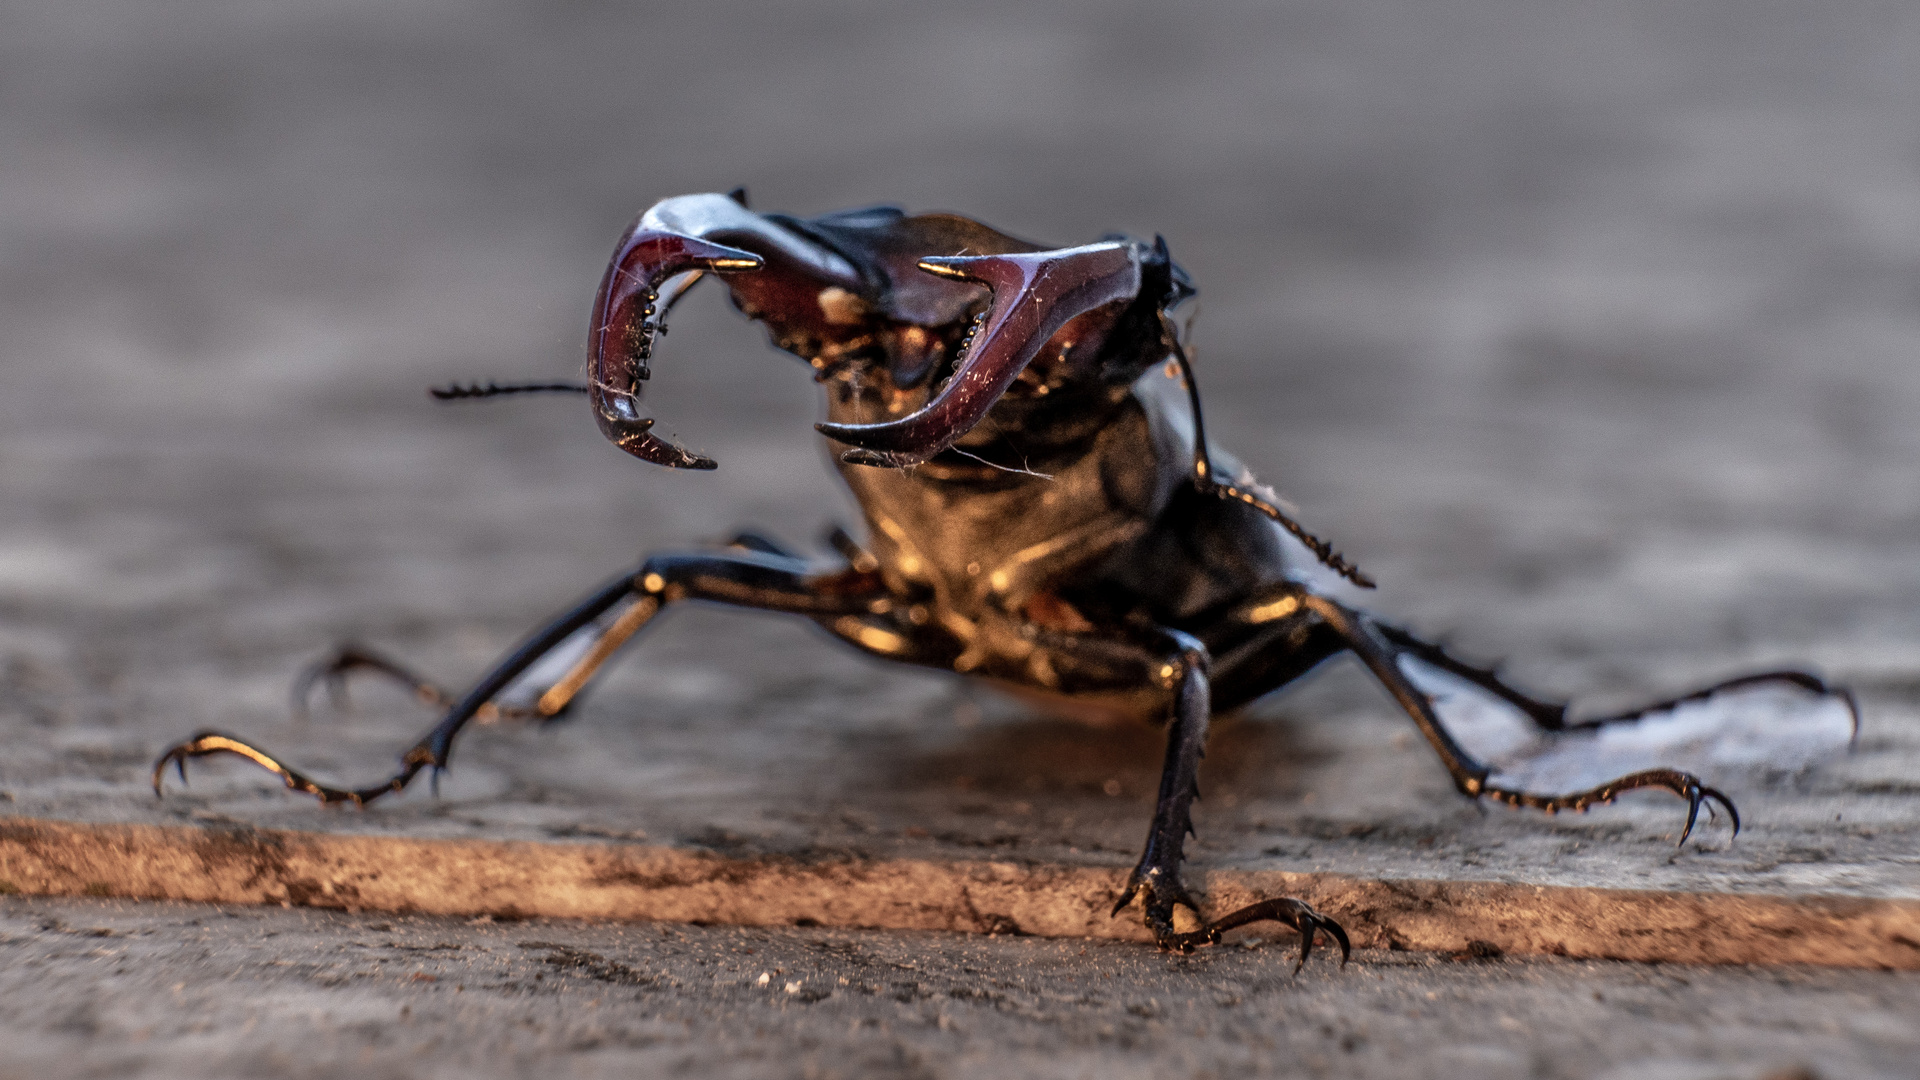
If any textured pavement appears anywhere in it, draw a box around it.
[2,897,1916,1080]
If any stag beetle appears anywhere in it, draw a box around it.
[156,191,1856,967]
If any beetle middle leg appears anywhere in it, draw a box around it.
[289,530,824,725]
[153,547,896,806]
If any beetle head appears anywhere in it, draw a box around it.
[589,194,1196,472]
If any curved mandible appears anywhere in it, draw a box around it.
[815,242,1143,468]
[590,192,862,469]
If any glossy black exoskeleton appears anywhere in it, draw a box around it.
[157,192,1856,965]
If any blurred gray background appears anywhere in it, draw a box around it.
[4,2,1920,1077]
[3,0,1917,703]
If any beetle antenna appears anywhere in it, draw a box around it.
[1165,334,1376,589]
[429,380,591,401]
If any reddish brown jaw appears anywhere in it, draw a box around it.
[816,242,1142,468]
[589,192,870,470]
[589,203,764,469]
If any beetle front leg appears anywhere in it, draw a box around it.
[153,549,890,806]
[1105,628,1349,968]
[1111,628,1212,941]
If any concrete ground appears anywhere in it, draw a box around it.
[4,0,1920,1075]
[3,897,1915,1080]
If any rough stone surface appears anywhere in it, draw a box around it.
[6,819,1918,969]
[3,898,1917,1080]
[4,0,1920,1072]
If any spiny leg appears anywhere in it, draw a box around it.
[290,530,822,726]
[154,549,892,806]
[440,531,823,724]
[1110,628,1211,937]
[160,570,646,804]
[291,608,658,728]
[1069,625,1346,967]
[1301,594,1740,846]
[1163,317,1373,589]
[291,642,458,722]
[1371,623,1858,738]
[723,530,806,561]
[1569,670,1859,740]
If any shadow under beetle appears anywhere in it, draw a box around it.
[156,191,1857,967]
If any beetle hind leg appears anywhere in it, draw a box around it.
[282,526,817,730]
[291,642,457,722]
[290,627,631,728]
[1295,595,1854,846]
[1371,623,1858,738]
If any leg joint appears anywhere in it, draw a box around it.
[636,550,809,602]
[1149,628,1212,687]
